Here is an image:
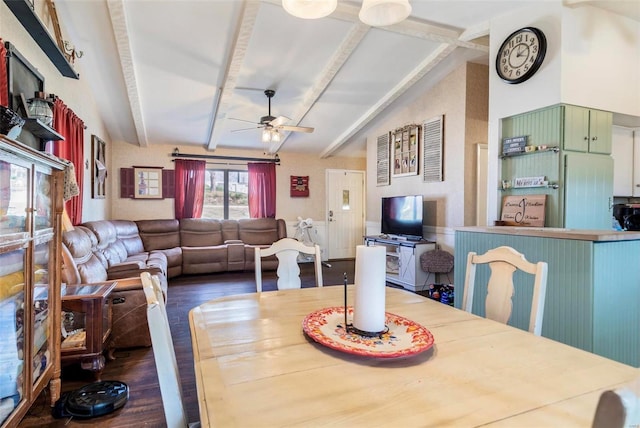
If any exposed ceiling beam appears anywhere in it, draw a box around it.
[301,1,489,51]
[459,21,490,43]
[107,0,148,147]
[206,0,261,151]
[385,18,489,52]
[269,21,370,153]
[207,1,491,154]
[320,43,457,158]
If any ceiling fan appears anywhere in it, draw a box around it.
[230,89,314,142]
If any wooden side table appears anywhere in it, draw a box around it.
[60,282,117,380]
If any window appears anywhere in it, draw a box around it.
[202,169,249,219]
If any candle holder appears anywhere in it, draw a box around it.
[343,273,389,338]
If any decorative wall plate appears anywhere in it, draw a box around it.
[302,306,434,358]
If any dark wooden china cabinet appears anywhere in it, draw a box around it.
[0,135,65,428]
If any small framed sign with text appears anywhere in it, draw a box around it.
[500,194,546,226]
[290,176,309,197]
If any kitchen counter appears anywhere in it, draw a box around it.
[457,226,640,242]
[454,227,640,367]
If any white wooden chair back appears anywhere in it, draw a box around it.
[254,237,323,292]
[141,272,191,428]
[592,376,640,428]
[462,246,548,335]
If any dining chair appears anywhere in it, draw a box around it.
[254,237,323,292]
[592,378,640,428]
[141,272,199,428]
[462,245,548,335]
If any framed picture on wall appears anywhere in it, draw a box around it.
[391,124,419,177]
[133,166,163,199]
[91,135,107,199]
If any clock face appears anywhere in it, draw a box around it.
[496,27,547,84]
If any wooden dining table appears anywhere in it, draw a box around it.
[189,285,639,427]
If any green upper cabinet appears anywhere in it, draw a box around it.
[500,104,614,229]
[563,105,613,154]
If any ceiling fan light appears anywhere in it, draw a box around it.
[359,0,412,27]
[262,129,272,143]
[282,0,337,19]
[272,130,282,143]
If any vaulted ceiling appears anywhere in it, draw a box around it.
[54,0,639,158]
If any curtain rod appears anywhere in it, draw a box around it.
[171,150,280,164]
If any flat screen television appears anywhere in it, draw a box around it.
[381,195,423,240]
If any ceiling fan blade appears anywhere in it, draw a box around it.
[278,125,314,133]
[231,126,262,132]
[229,117,259,124]
[269,116,290,127]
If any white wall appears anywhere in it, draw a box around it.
[561,6,640,116]
[364,62,489,251]
[1,3,111,222]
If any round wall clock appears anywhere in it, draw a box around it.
[496,27,547,84]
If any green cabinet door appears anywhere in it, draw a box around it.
[563,105,590,152]
[588,109,613,154]
[563,105,612,154]
[563,152,613,229]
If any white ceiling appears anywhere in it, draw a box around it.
[54,0,640,158]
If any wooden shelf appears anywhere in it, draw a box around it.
[500,147,559,159]
[3,0,79,79]
[23,118,64,141]
[500,183,559,191]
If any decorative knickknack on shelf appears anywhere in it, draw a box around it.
[0,105,25,139]
[27,92,54,126]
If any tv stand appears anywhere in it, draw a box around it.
[364,236,436,292]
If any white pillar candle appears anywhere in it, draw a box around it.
[353,245,386,333]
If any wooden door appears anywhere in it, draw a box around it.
[611,126,634,196]
[326,170,365,260]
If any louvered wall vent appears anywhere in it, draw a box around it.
[376,132,390,186]
[422,115,444,182]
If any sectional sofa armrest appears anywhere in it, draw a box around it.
[224,239,243,244]
[108,261,145,273]
[107,266,163,281]
[109,276,143,291]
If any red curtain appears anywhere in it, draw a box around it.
[52,98,84,225]
[174,159,205,219]
[248,162,276,218]
[0,39,8,107]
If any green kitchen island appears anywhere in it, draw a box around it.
[455,227,640,367]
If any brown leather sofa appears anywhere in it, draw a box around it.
[61,218,287,350]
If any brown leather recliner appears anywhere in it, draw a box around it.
[61,226,166,350]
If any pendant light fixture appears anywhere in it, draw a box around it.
[282,0,337,19]
[359,0,412,27]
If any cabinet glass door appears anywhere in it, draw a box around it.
[32,240,52,385]
[0,248,26,425]
[0,160,29,237]
[34,170,52,231]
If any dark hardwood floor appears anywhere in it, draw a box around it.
[19,260,357,427]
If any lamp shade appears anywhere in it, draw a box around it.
[359,0,412,27]
[282,0,337,19]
